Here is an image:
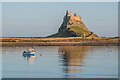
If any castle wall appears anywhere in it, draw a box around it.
[66,12,81,21]
[70,16,81,21]
[67,12,73,16]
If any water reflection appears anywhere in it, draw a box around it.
[58,46,90,78]
[2,46,118,78]
[23,54,35,65]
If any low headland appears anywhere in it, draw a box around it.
[1,37,119,47]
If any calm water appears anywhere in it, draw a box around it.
[2,46,118,78]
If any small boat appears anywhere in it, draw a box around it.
[23,48,35,55]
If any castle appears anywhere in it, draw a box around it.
[65,10,81,21]
[48,10,98,37]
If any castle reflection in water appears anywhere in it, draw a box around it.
[58,46,90,78]
[22,46,90,78]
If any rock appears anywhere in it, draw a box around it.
[48,11,98,37]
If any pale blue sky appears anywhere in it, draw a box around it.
[2,2,118,37]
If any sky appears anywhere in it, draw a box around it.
[2,2,118,37]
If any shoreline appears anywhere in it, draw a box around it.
[1,37,119,47]
[1,41,118,47]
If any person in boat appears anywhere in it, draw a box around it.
[28,48,35,52]
[28,47,32,52]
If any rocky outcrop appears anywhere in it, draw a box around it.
[48,11,98,37]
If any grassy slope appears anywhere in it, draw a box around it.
[89,33,99,37]
[47,31,73,37]
[49,26,93,37]
[69,26,90,37]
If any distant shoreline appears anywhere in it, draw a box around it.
[1,41,118,47]
[0,37,119,47]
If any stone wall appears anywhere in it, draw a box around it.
[70,16,81,21]
[67,12,81,21]
[67,12,73,16]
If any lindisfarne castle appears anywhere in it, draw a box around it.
[48,10,98,37]
[65,10,81,21]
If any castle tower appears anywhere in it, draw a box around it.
[74,13,77,16]
[66,10,73,16]
[66,10,68,15]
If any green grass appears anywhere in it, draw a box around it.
[1,37,119,42]
[68,38,89,40]
[89,33,99,37]
[48,26,99,37]
[48,31,74,37]
[70,26,90,37]
[2,39,17,42]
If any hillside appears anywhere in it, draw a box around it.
[48,11,98,37]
